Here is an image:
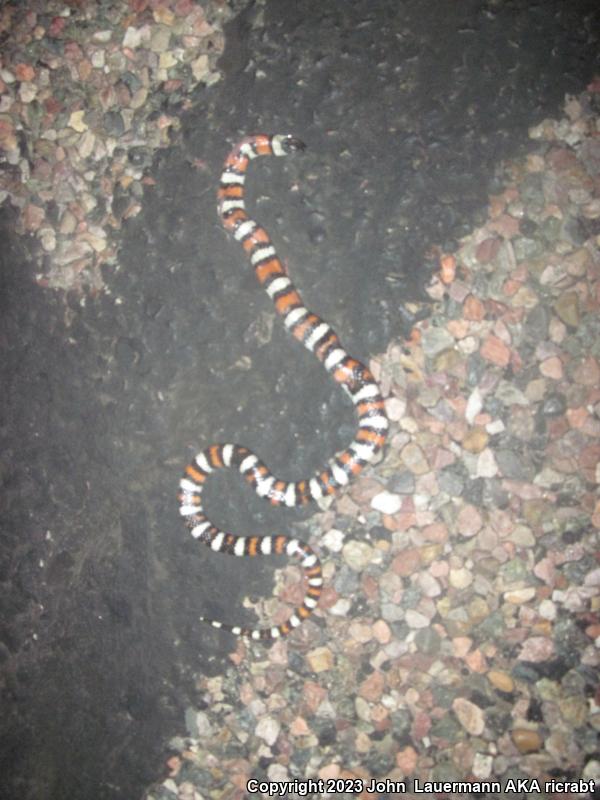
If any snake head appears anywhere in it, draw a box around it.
[279,135,306,154]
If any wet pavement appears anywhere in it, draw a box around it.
[1,1,599,799]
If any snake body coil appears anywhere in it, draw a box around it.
[178,134,389,640]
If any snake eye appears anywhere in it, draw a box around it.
[281,135,306,153]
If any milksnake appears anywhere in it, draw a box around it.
[178,134,389,641]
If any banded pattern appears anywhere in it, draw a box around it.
[178,134,388,640]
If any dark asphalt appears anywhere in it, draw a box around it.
[1,1,599,798]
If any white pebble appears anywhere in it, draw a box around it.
[329,598,351,617]
[255,716,280,747]
[322,528,345,552]
[449,567,473,589]
[39,227,56,252]
[385,397,406,421]
[465,388,483,424]
[457,336,479,354]
[405,609,430,629]
[123,26,142,48]
[486,419,505,435]
[472,752,493,780]
[19,82,37,103]
[371,490,402,515]
[476,448,498,478]
[342,540,374,570]
[538,599,556,620]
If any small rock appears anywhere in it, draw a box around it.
[289,716,310,737]
[421,522,448,543]
[153,6,175,25]
[508,525,535,547]
[452,698,485,735]
[371,490,402,515]
[487,670,515,693]
[92,29,113,43]
[68,110,88,132]
[417,572,442,598]
[534,556,557,585]
[91,50,105,69]
[448,279,471,303]
[452,636,472,657]
[465,387,483,424]
[0,118,17,151]
[15,62,35,82]
[496,449,532,480]
[573,356,600,386]
[540,263,569,286]
[381,602,405,622]
[554,291,580,327]
[538,599,557,620]
[476,448,498,478]
[130,87,149,110]
[518,636,555,662]
[385,397,407,421]
[472,752,494,780]
[348,621,373,643]
[449,567,473,589]
[457,504,483,537]
[405,609,430,629]
[495,380,529,406]
[305,647,335,673]
[150,26,171,52]
[400,442,429,475]
[582,759,600,783]
[549,315,567,343]
[480,334,511,367]
[318,763,341,781]
[504,588,536,604]
[512,728,542,753]
[77,130,95,159]
[539,356,563,380]
[19,81,37,103]
[526,154,545,172]
[541,392,567,416]
[558,695,588,727]
[372,619,392,644]
[461,426,489,453]
[358,671,385,702]
[463,295,486,321]
[82,232,107,253]
[59,211,77,235]
[387,471,415,494]
[23,203,45,232]
[475,237,501,264]
[255,716,280,747]
[329,597,351,617]
[322,528,344,552]
[511,285,539,309]
[39,228,57,253]
[396,745,418,774]
[564,247,591,276]
[191,54,210,81]
[342,541,374,571]
[490,213,520,238]
[355,696,372,722]
[391,547,422,577]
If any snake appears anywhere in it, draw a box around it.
[178,134,389,641]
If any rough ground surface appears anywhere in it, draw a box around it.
[142,86,600,800]
[1,1,599,799]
